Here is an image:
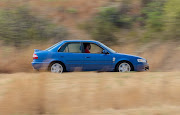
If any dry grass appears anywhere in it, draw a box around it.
[0,72,180,115]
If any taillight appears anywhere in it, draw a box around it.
[33,54,38,59]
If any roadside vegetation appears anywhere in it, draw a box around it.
[82,0,180,44]
[0,6,68,47]
[0,0,180,46]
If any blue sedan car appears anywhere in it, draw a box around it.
[32,40,149,73]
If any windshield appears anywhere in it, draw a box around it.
[99,42,116,53]
[46,42,62,51]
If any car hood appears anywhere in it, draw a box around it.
[114,53,145,59]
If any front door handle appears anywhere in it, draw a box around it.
[85,57,90,58]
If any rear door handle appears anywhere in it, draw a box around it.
[85,57,90,58]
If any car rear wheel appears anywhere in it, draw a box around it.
[116,62,131,72]
[50,63,64,73]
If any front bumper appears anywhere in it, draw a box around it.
[135,63,149,71]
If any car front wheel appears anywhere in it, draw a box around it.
[116,62,131,72]
[49,63,64,73]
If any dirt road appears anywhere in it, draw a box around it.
[0,72,180,115]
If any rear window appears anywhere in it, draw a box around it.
[59,42,82,53]
[46,42,62,51]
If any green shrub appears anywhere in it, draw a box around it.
[82,0,180,43]
[98,6,132,28]
[142,0,165,32]
[0,6,68,47]
[82,5,134,45]
[141,0,180,41]
[90,20,117,45]
[164,0,180,40]
[140,0,166,41]
[66,8,78,14]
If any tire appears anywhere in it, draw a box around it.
[116,61,132,72]
[49,62,64,73]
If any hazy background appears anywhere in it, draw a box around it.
[0,0,180,115]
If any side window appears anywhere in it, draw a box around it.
[59,43,82,53]
[90,44,103,53]
[83,43,104,54]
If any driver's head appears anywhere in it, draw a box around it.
[85,43,91,50]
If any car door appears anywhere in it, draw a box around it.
[82,43,113,71]
[58,42,84,71]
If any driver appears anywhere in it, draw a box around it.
[84,43,91,53]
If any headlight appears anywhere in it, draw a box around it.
[137,59,146,63]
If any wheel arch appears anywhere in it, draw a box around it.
[115,60,134,71]
[48,60,66,72]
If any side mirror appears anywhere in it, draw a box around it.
[102,50,108,54]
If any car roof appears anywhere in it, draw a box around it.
[62,40,99,43]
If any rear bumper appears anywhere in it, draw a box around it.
[134,63,149,71]
[31,62,49,70]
